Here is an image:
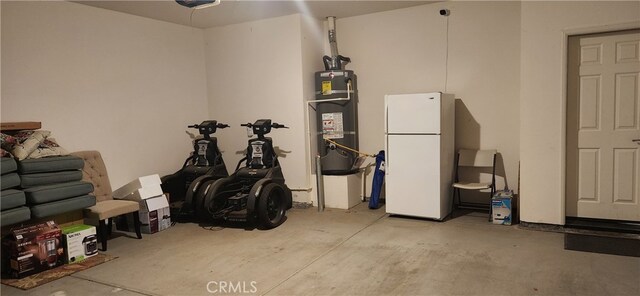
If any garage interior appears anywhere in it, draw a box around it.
[1,1,639,295]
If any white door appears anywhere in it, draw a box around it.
[385,93,441,134]
[567,30,640,221]
[385,134,441,219]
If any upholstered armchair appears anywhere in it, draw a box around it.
[71,151,141,251]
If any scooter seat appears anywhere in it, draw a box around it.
[236,167,270,179]
[183,165,214,175]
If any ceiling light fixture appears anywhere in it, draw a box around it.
[176,0,221,10]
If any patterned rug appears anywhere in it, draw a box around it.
[1,253,117,290]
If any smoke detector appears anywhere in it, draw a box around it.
[176,0,221,9]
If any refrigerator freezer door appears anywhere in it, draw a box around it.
[386,93,441,134]
[385,134,441,219]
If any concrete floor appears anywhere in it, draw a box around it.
[2,203,639,296]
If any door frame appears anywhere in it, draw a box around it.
[562,21,640,225]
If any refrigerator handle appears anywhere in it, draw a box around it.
[385,135,389,174]
[384,100,388,134]
[384,102,388,174]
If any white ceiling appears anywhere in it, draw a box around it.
[74,0,435,29]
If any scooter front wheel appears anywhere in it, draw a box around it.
[257,183,287,229]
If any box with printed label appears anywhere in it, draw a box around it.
[120,195,171,234]
[2,221,64,278]
[61,224,97,264]
[492,191,514,225]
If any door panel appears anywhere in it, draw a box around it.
[579,75,601,129]
[578,149,599,201]
[581,44,602,64]
[385,93,441,134]
[385,135,440,218]
[616,40,639,63]
[567,29,640,221]
[613,148,636,204]
[615,73,638,130]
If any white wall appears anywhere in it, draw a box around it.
[203,2,522,205]
[1,1,208,188]
[336,2,522,198]
[520,1,640,224]
[301,15,325,203]
[0,1,2,98]
[203,14,319,203]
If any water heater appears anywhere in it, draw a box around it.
[313,17,359,175]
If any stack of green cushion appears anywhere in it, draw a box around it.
[1,157,30,226]
[17,156,96,219]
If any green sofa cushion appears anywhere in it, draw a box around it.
[1,158,17,175]
[0,206,30,227]
[20,170,83,188]
[29,195,96,219]
[18,156,84,174]
[23,181,94,205]
[1,189,26,210]
[1,173,21,190]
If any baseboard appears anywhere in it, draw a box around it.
[565,233,640,257]
[520,220,640,257]
[565,217,640,234]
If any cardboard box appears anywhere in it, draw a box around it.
[2,221,64,278]
[61,224,97,264]
[114,185,163,202]
[121,195,171,234]
[112,174,162,200]
[492,191,514,225]
[141,195,172,233]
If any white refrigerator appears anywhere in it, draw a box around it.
[384,92,455,220]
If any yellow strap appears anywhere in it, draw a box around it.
[324,138,376,158]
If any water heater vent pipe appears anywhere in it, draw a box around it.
[323,16,350,71]
[328,16,339,69]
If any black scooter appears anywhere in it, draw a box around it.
[161,120,229,219]
[194,119,293,228]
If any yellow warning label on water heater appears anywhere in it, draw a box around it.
[322,81,332,95]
